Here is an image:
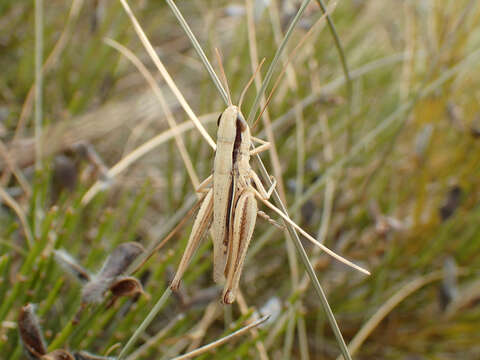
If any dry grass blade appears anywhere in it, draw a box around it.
[81,116,216,205]
[236,292,269,360]
[103,38,199,187]
[253,2,337,128]
[118,0,216,150]
[246,0,312,123]
[170,315,270,360]
[336,271,444,360]
[14,0,83,142]
[125,314,185,360]
[165,0,229,105]
[0,186,34,248]
[0,139,31,196]
[245,0,287,206]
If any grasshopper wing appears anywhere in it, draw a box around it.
[212,106,239,283]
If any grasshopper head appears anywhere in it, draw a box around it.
[217,105,248,132]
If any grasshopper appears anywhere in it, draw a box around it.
[170,103,273,304]
[171,64,369,305]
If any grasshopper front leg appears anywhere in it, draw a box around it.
[222,189,257,304]
[171,189,214,291]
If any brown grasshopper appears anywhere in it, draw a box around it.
[171,67,369,305]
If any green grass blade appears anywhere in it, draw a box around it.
[246,0,312,123]
[165,0,229,105]
[118,287,172,359]
[314,0,352,104]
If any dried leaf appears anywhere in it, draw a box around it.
[98,242,144,279]
[109,276,143,298]
[18,304,47,358]
[81,242,144,304]
[82,276,113,304]
[52,155,78,201]
[439,186,462,221]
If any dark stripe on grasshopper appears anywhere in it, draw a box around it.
[224,116,245,250]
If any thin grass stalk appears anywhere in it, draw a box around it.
[185,302,222,353]
[245,0,287,203]
[103,38,200,188]
[315,118,336,248]
[236,292,269,360]
[336,271,444,360]
[0,187,34,248]
[14,0,84,142]
[263,6,323,355]
[34,0,43,173]
[118,0,216,150]
[125,314,185,360]
[0,140,31,196]
[170,315,270,360]
[118,288,172,359]
[244,3,301,353]
[313,0,354,150]
[265,0,307,207]
[254,157,353,360]
[282,302,298,360]
[165,0,229,105]
[265,308,291,350]
[81,116,216,205]
[130,194,202,275]
[314,0,352,106]
[247,0,312,123]
[297,315,310,360]
[34,0,43,238]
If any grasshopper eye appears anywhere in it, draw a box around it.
[217,112,223,127]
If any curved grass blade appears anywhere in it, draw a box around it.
[171,315,270,360]
[314,0,352,105]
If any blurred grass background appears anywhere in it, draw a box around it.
[1,0,480,359]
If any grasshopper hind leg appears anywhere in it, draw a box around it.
[222,190,257,304]
[171,189,214,291]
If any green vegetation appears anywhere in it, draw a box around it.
[1,0,480,359]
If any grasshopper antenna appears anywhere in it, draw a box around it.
[214,48,232,106]
[252,7,334,129]
[238,58,266,112]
